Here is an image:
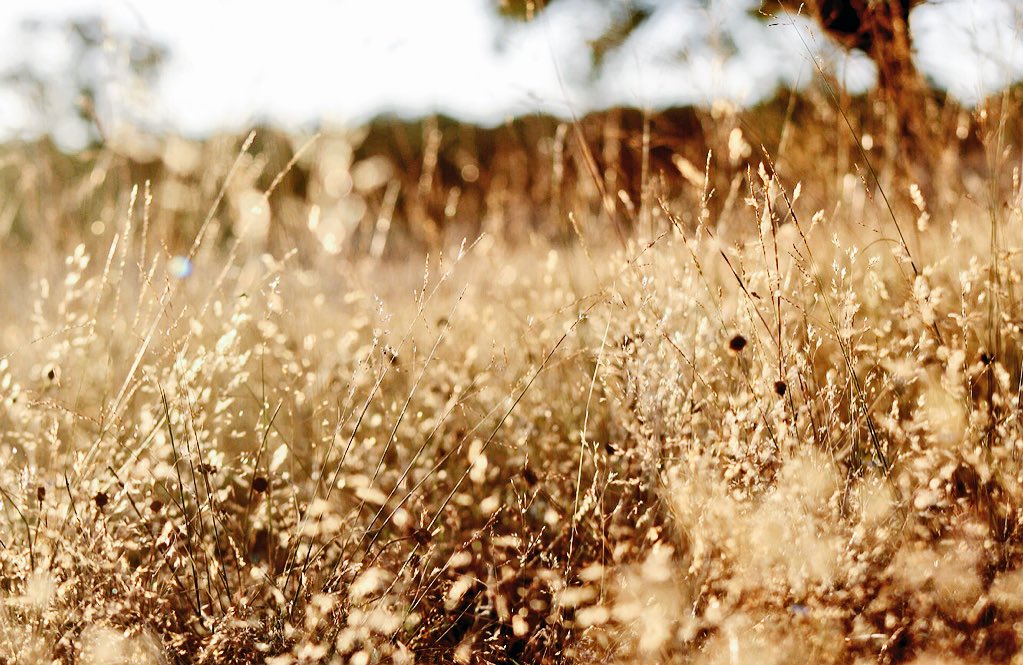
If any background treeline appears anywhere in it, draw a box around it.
[2,83,1016,260]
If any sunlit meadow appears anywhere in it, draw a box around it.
[2,22,1023,664]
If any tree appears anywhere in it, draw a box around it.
[785,0,932,149]
[1,16,168,149]
[495,1,934,148]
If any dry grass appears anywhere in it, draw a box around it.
[1,81,1023,664]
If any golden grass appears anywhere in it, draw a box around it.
[1,85,1023,663]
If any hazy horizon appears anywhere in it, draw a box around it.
[0,0,1020,148]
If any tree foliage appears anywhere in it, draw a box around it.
[496,0,935,148]
[1,16,167,148]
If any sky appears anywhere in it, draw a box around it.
[0,0,1020,147]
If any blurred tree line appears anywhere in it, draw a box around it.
[2,2,941,153]
[1,16,167,149]
[6,2,937,151]
[0,0,999,254]
[498,0,932,147]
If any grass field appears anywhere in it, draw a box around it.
[1,84,1023,664]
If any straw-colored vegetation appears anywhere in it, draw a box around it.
[1,64,1023,664]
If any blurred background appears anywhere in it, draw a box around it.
[0,0,1021,257]
[0,0,1021,148]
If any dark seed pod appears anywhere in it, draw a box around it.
[36,486,46,503]
[150,500,163,513]
[252,476,269,493]
[774,380,787,396]
[94,492,109,509]
[981,352,994,366]
[729,335,747,352]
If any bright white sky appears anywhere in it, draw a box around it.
[0,0,1020,145]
